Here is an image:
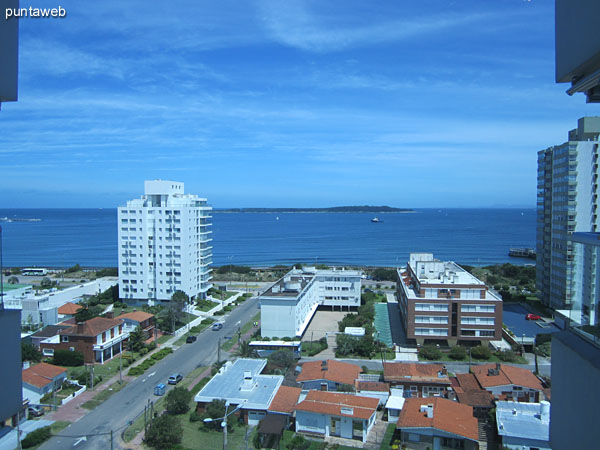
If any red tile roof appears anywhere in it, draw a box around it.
[356,381,390,393]
[397,397,479,441]
[471,364,543,391]
[22,362,67,388]
[268,386,302,414]
[296,360,362,386]
[57,302,83,315]
[383,363,450,384]
[295,391,378,420]
[116,311,154,323]
[60,317,123,337]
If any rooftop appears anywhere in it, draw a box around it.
[57,302,83,315]
[31,324,72,338]
[22,362,67,388]
[471,364,543,391]
[397,397,479,442]
[60,316,123,337]
[383,363,450,384]
[496,401,550,442]
[194,359,283,410]
[297,360,362,386]
[116,311,154,322]
[295,390,378,420]
[261,272,315,298]
[268,386,302,414]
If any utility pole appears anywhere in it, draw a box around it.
[110,429,114,450]
[217,338,221,364]
[119,344,123,384]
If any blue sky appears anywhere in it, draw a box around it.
[1,0,598,208]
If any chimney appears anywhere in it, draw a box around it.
[241,370,254,391]
[426,404,434,418]
[540,401,550,423]
[76,322,85,334]
[105,311,114,319]
[496,363,501,371]
[441,365,447,376]
[321,360,328,371]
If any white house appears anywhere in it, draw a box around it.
[118,180,213,302]
[194,359,283,426]
[295,391,378,443]
[260,267,362,338]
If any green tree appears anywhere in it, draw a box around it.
[65,264,81,274]
[128,326,146,352]
[40,277,53,288]
[420,345,442,361]
[165,386,192,415]
[7,275,19,284]
[74,305,104,322]
[144,414,182,449]
[235,340,258,358]
[448,345,467,360]
[268,350,295,371]
[471,345,492,360]
[286,434,310,450]
[201,399,235,432]
[53,349,84,366]
[22,342,42,362]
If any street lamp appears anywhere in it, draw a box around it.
[203,401,246,450]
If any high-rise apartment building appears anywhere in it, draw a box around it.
[536,117,600,309]
[118,180,213,302]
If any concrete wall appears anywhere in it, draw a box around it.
[0,309,22,426]
[296,410,326,435]
[551,330,600,450]
[502,435,551,450]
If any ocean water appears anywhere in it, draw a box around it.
[0,208,536,268]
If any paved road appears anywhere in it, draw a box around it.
[40,297,260,450]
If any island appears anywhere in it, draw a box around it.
[214,206,414,213]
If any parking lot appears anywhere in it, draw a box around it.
[503,303,560,339]
[301,310,347,341]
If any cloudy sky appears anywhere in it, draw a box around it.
[1,0,598,208]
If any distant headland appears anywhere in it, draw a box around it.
[214,206,415,213]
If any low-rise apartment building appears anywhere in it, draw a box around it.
[259,267,361,338]
[397,253,502,345]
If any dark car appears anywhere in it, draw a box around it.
[168,373,183,385]
[186,335,197,343]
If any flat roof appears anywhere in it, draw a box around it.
[194,359,283,410]
[496,401,549,442]
[261,273,314,298]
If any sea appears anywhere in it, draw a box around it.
[0,208,536,268]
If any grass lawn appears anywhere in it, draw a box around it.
[180,419,248,450]
[190,318,216,334]
[196,299,220,312]
[65,354,127,387]
[81,380,127,409]
[379,423,398,450]
[239,312,260,336]
[372,350,397,361]
[157,334,172,345]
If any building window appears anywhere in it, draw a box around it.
[42,348,54,356]
[61,336,69,343]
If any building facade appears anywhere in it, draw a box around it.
[118,180,213,302]
[536,117,600,309]
[259,267,362,338]
[396,253,502,345]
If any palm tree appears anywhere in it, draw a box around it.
[235,340,258,358]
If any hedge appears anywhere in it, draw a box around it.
[22,426,52,448]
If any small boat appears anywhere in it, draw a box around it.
[276,216,279,221]
[371,217,383,223]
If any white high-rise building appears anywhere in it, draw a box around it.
[118,180,213,302]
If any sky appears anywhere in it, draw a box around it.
[1,0,599,208]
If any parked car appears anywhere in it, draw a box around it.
[168,373,183,385]
[186,335,197,343]
[211,322,223,331]
[526,313,541,321]
[28,405,44,417]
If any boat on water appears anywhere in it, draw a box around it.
[0,217,41,222]
[371,217,383,223]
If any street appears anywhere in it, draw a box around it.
[39,297,260,450]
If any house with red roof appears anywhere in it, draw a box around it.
[57,302,83,318]
[116,310,155,341]
[383,362,451,398]
[396,397,479,450]
[22,362,67,404]
[39,314,128,364]
[296,360,362,391]
[470,363,545,402]
[295,391,379,443]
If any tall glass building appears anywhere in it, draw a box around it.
[536,117,600,309]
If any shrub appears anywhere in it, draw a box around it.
[144,414,182,449]
[166,387,192,415]
[128,366,144,376]
[448,346,467,360]
[189,410,202,422]
[22,426,52,448]
[471,345,492,360]
[496,350,518,362]
[53,349,84,366]
[148,341,157,351]
[214,310,225,316]
[420,345,442,361]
